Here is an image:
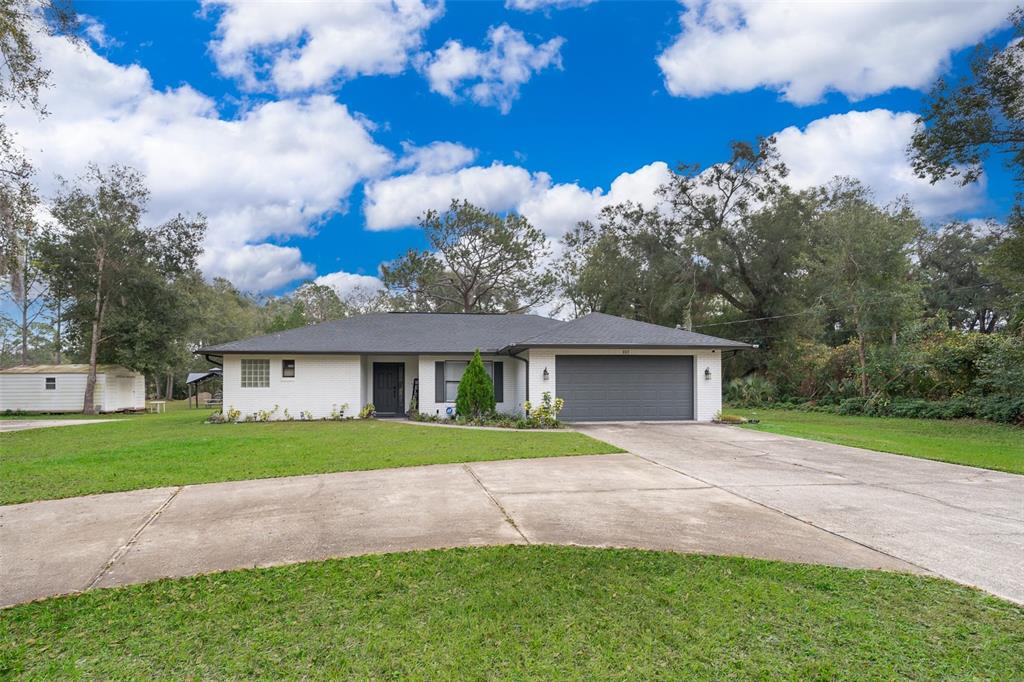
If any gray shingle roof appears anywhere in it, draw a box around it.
[507,312,750,349]
[198,311,750,356]
[198,313,563,355]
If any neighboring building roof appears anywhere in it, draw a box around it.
[506,312,750,350]
[186,368,223,384]
[198,311,750,355]
[0,364,139,375]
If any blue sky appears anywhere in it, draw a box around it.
[12,0,1019,295]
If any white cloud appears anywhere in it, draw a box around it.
[518,162,671,235]
[206,244,315,292]
[8,29,393,291]
[419,24,564,113]
[365,162,539,229]
[657,0,1015,104]
[204,0,443,92]
[396,141,477,174]
[505,0,596,11]
[81,15,118,48]
[774,109,984,218]
[314,271,385,297]
[363,161,671,237]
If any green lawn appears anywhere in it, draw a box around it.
[2,546,1021,679]
[731,408,1024,474]
[0,405,618,504]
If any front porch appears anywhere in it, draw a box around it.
[360,354,526,419]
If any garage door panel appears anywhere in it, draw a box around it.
[555,355,693,421]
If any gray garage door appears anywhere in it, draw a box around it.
[555,355,694,421]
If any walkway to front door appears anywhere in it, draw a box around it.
[373,363,404,416]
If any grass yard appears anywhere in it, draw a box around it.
[0,404,619,504]
[731,408,1024,475]
[2,546,1021,679]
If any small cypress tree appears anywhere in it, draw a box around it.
[456,349,496,418]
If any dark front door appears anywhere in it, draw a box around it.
[373,363,404,416]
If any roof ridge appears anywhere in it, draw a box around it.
[580,311,742,343]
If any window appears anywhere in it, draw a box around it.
[241,359,270,387]
[45,377,56,390]
[444,360,493,402]
[282,359,295,378]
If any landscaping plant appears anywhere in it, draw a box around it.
[455,350,496,419]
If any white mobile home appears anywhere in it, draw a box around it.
[0,364,146,413]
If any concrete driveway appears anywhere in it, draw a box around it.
[575,423,1024,605]
[1,424,1020,607]
[0,418,119,433]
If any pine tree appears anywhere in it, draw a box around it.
[456,349,496,418]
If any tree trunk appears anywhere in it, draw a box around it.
[857,329,868,398]
[83,255,105,415]
[54,295,62,364]
[165,373,174,402]
[19,287,28,365]
[83,308,102,414]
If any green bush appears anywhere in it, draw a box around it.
[455,350,496,419]
[724,376,777,407]
[813,395,1023,424]
[974,395,1024,424]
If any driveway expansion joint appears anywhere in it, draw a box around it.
[492,485,715,496]
[463,464,531,545]
[877,483,1024,524]
[85,485,183,590]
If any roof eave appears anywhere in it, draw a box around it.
[502,342,754,352]
[195,348,510,356]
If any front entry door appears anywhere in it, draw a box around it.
[373,363,404,416]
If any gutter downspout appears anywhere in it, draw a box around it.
[506,347,529,409]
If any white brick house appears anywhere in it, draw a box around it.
[200,312,749,422]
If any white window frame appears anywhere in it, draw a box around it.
[282,359,295,379]
[241,359,270,388]
[443,360,493,403]
[44,377,56,390]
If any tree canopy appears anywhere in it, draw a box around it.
[382,199,555,313]
[38,164,205,412]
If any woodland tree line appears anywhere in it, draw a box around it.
[1,5,1022,421]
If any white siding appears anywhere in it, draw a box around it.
[526,349,556,406]
[221,354,361,420]
[417,354,524,417]
[692,350,722,421]
[216,347,724,422]
[0,373,88,412]
[525,347,724,422]
[0,369,143,412]
[108,373,145,410]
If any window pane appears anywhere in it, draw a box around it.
[45,377,56,390]
[282,359,295,378]
[241,359,270,387]
[445,381,459,402]
[444,361,467,381]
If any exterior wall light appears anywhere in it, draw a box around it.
[704,367,711,381]
[543,367,550,380]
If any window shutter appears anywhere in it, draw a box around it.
[435,361,445,403]
[493,362,504,403]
